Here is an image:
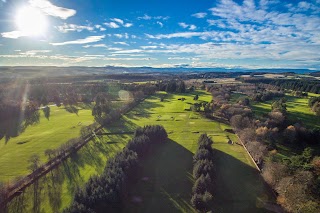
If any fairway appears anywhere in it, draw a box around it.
[0,105,95,183]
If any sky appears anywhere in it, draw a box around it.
[0,0,319,69]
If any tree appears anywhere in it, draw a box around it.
[271,99,287,114]
[230,115,251,130]
[176,80,186,93]
[28,154,41,172]
[44,149,54,161]
[92,92,111,124]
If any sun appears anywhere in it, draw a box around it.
[15,6,48,37]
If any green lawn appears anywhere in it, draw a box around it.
[0,105,95,183]
[8,91,274,212]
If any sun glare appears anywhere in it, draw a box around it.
[15,6,47,37]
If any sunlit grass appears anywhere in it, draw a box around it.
[0,105,94,183]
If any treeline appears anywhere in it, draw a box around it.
[309,97,320,116]
[191,134,214,212]
[63,125,168,213]
[157,80,186,93]
[251,90,284,102]
[240,78,320,94]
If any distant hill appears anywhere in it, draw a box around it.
[310,71,320,77]
[0,66,318,80]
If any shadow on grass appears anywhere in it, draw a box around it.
[126,95,165,120]
[123,139,196,213]
[213,149,279,213]
[105,117,140,133]
[64,105,79,115]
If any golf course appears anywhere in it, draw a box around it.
[6,90,275,213]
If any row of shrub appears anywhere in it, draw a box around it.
[191,134,215,212]
[63,125,168,213]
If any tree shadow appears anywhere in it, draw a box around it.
[126,96,164,120]
[123,139,196,213]
[42,106,50,120]
[106,117,140,133]
[0,109,40,143]
[213,149,280,213]
[64,105,79,116]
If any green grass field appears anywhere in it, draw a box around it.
[0,105,95,183]
[8,91,274,213]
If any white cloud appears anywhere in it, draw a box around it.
[83,44,108,48]
[29,0,76,20]
[1,31,27,39]
[124,23,133,28]
[108,47,123,51]
[95,25,106,31]
[111,18,124,25]
[178,22,197,30]
[138,14,152,20]
[104,22,120,28]
[104,57,156,61]
[50,35,105,46]
[112,49,144,54]
[157,21,163,28]
[108,18,132,28]
[114,42,129,46]
[55,23,95,33]
[146,31,213,39]
[189,25,197,30]
[192,12,207,18]
[168,57,192,60]
[178,22,188,28]
[138,14,169,20]
[20,50,51,55]
[140,45,158,49]
[113,33,129,39]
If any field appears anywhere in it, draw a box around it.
[0,105,94,183]
[7,91,274,212]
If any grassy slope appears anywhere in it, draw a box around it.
[0,106,94,183]
[119,91,273,212]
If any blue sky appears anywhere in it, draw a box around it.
[0,0,319,69]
